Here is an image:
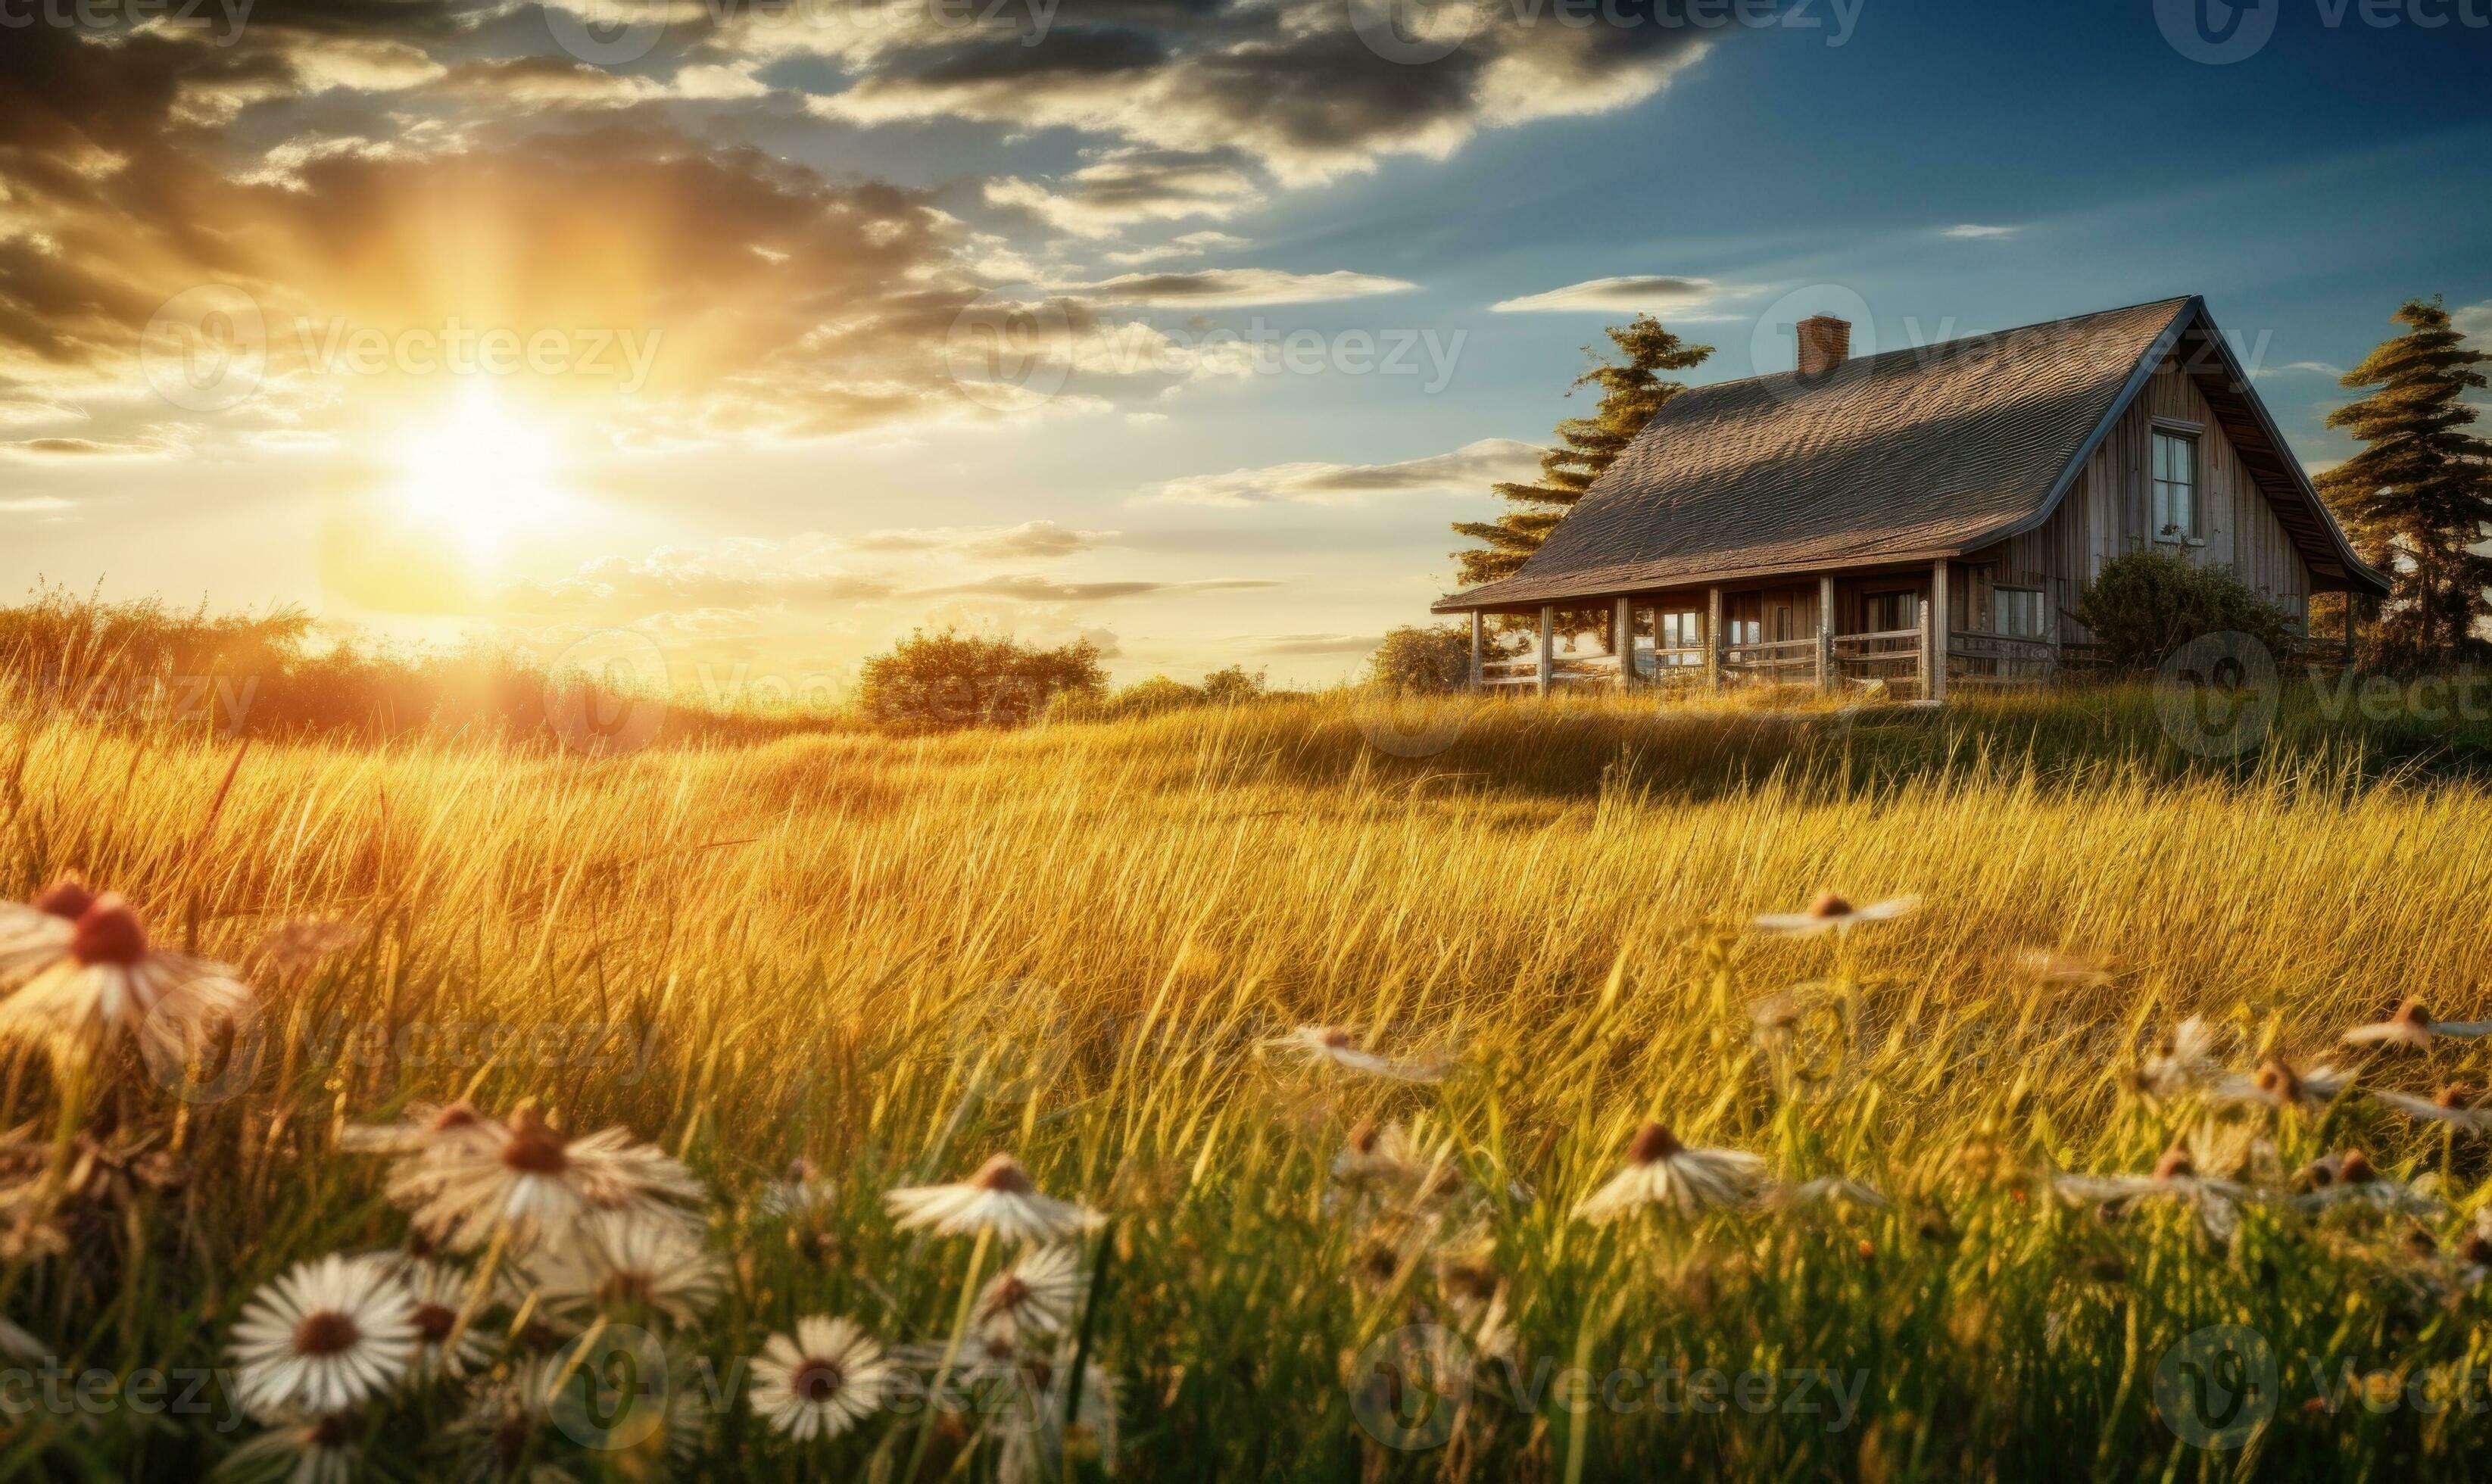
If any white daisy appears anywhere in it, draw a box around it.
[2343,998,2492,1049]
[0,878,92,982]
[1572,1122,1765,1222]
[451,1358,568,1481]
[2014,948,2113,986]
[2215,1057,2350,1112]
[227,1254,419,1420]
[976,1244,1087,1345]
[381,1256,491,1382]
[1776,1174,1890,1210]
[385,1105,705,1253]
[514,1209,724,1328]
[2053,1144,2249,1239]
[2138,1018,2228,1097]
[759,1157,835,1219]
[749,1315,896,1442]
[2369,1082,2492,1132]
[0,893,251,1064]
[1328,1119,1458,1211]
[338,1100,504,1159]
[1754,892,1918,937]
[2294,1149,2443,1214]
[885,1155,1101,1245]
[217,1408,362,1484]
[987,1342,1119,1484]
[1264,1026,1447,1082]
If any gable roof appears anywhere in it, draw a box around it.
[1434,296,2388,612]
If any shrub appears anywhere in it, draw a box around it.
[1200,665,1267,704]
[856,628,1106,731]
[2072,551,2300,670]
[1365,624,1483,693]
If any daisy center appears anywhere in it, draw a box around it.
[501,1121,569,1175]
[413,1304,456,1343]
[970,1155,1034,1194]
[292,1309,363,1358]
[69,902,149,967]
[1628,1122,1683,1164]
[1807,891,1854,918]
[34,879,95,919]
[796,1361,847,1403]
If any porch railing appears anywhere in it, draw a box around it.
[1722,637,1822,687]
[1946,631,2057,686]
[1830,628,1926,694]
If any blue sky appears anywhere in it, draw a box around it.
[1,0,2485,688]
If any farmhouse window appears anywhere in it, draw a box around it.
[2153,429,2198,542]
[1863,591,1917,633]
[1995,587,2048,640]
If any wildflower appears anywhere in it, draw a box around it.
[2137,1018,2227,1098]
[749,1316,897,1442]
[977,1244,1087,1345]
[2215,1055,2350,1112]
[2369,1082,2492,1133]
[1753,892,1917,937]
[0,877,93,981]
[451,1358,563,1479]
[2014,948,2112,986]
[338,1101,502,1159]
[1775,1174,1890,1210]
[255,918,366,975]
[2052,1143,2248,1240]
[382,1105,705,1253]
[1265,1026,1446,1082]
[219,1409,362,1484]
[2342,998,2492,1049]
[2294,1149,2442,1214]
[1572,1122,1764,1222]
[384,1257,491,1382]
[0,892,251,1065]
[228,1254,419,1420]
[987,1341,1120,1484]
[759,1157,835,1219]
[513,1210,723,1329]
[1329,1119,1458,1212]
[1436,1258,1517,1360]
[885,1155,1101,1245]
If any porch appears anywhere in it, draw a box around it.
[1467,562,2058,701]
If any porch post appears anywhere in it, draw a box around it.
[1927,559,1951,703]
[1468,610,1483,691]
[1817,574,1835,694]
[1536,605,1554,697]
[1705,587,1723,694]
[1613,596,1634,691]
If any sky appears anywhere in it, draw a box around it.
[2,0,2488,696]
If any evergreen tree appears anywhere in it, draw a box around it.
[2317,297,2492,659]
[1452,315,1711,634]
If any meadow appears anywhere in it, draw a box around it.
[4,682,2492,1480]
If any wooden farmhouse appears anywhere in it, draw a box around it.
[1432,296,2389,697]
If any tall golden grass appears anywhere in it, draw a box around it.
[5,687,2492,1478]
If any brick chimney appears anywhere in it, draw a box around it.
[1795,315,1851,379]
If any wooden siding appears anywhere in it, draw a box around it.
[1963,357,2312,641]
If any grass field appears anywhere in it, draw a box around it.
[5,684,2492,1479]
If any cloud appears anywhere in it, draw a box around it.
[0,435,173,460]
[1102,231,1249,267]
[1938,223,2019,240]
[1146,437,1542,506]
[845,520,1116,560]
[2454,301,2492,344]
[2251,360,2345,379]
[789,0,1726,186]
[984,150,1262,239]
[1062,268,1418,306]
[0,495,74,513]
[915,575,1281,602]
[1254,632,1381,655]
[1490,275,1746,316]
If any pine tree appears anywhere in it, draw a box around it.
[2317,297,2492,659]
[1452,315,1711,634]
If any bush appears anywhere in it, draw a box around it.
[1201,665,1266,704]
[856,629,1106,731]
[1365,624,1484,693]
[2072,551,2300,670]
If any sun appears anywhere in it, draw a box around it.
[385,386,570,564]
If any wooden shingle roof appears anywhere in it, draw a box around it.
[1434,296,2387,611]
